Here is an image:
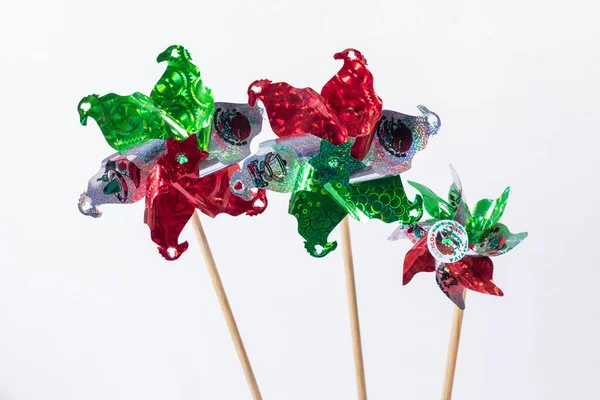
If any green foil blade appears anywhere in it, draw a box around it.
[77,92,185,152]
[465,187,510,244]
[472,223,528,257]
[151,45,215,150]
[289,187,347,257]
[408,180,453,220]
[345,175,423,224]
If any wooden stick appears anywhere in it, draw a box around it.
[441,292,466,400]
[340,216,368,400]
[191,212,263,400]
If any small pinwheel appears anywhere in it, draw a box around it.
[389,167,527,309]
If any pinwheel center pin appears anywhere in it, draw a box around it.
[176,154,188,164]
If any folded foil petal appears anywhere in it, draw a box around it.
[403,237,436,285]
[472,223,528,257]
[151,45,215,150]
[465,187,510,244]
[79,139,166,217]
[144,163,194,261]
[446,256,503,296]
[362,106,441,175]
[320,48,383,160]
[143,136,208,260]
[207,103,263,166]
[343,175,423,224]
[77,92,184,151]
[448,165,471,225]
[408,180,453,220]
[247,79,348,145]
[289,186,347,258]
[388,224,428,244]
[177,165,268,218]
[436,262,466,309]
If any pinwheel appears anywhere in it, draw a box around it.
[78,45,266,260]
[389,166,527,309]
[238,48,441,399]
[76,45,265,399]
[389,166,527,399]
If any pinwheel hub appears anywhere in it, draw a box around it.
[427,220,468,263]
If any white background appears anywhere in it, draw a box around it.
[0,0,598,399]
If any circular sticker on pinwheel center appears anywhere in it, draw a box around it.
[427,220,469,263]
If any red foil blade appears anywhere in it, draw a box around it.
[248,79,348,145]
[175,164,268,218]
[321,49,383,160]
[446,256,504,296]
[403,236,436,285]
[144,164,195,261]
[436,262,466,309]
[144,135,267,260]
